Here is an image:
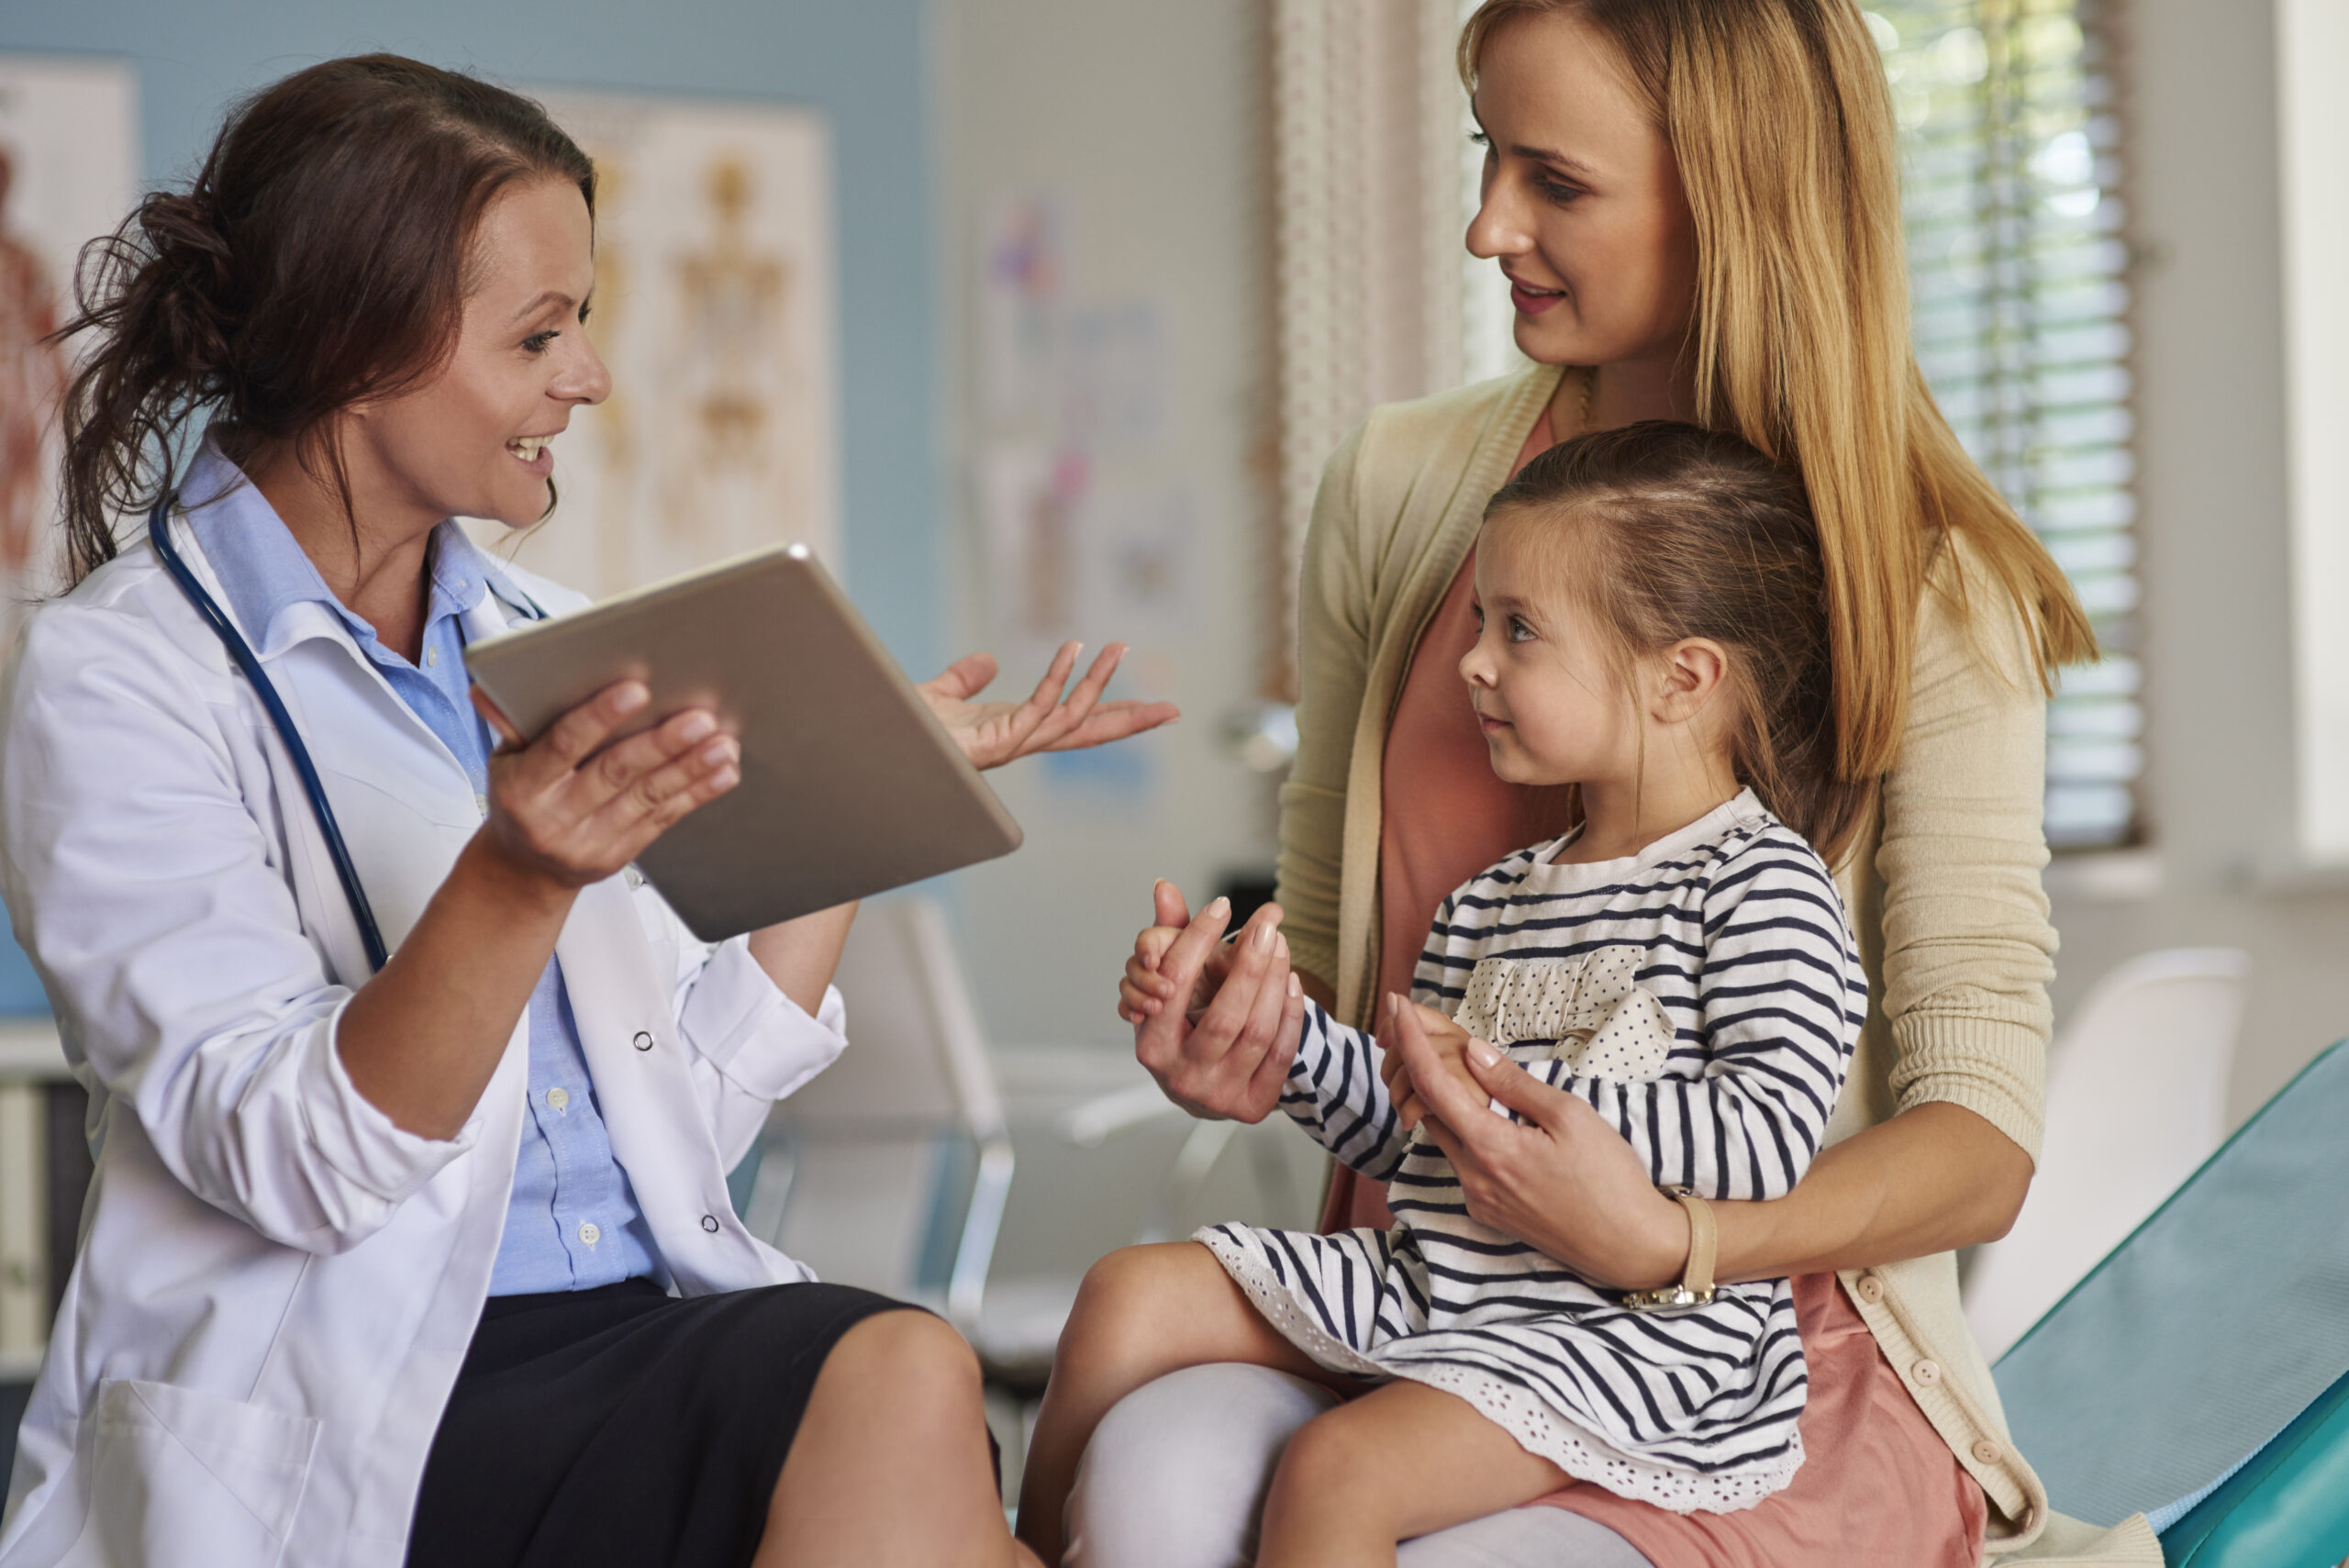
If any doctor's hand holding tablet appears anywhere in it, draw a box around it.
[470,638,1168,886]
[468,630,1172,890]
[463,538,1178,944]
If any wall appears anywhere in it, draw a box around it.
[932,0,1279,1051]
[2043,0,2349,1122]
[0,0,942,676]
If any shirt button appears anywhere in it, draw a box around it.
[425,647,438,667]
[633,1031,654,1052]
[1912,1359,1942,1386]
[700,1214,720,1233]
[625,866,645,890]
[475,794,489,818]
[578,1221,600,1246]
[1854,1273,1885,1304]
[546,1087,569,1111]
[1972,1439,2003,1465]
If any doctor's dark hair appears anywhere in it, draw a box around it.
[1483,420,1874,868]
[56,54,594,584]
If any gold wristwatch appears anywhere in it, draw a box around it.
[1620,1186,1718,1312]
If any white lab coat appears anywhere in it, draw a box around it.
[0,515,848,1568]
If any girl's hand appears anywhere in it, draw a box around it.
[920,641,1179,771]
[1118,880,1231,1024]
[1375,995,1479,1130]
[1386,1000,1689,1292]
[1131,890,1302,1124]
[471,680,738,891]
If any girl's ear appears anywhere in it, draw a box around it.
[1652,637,1728,724]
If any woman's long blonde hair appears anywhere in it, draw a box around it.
[1461,0,2096,788]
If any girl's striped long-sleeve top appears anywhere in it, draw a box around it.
[1199,791,1865,1513]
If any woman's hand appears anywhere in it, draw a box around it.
[472,679,739,891]
[920,642,1178,771]
[1130,886,1303,1123]
[1386,998,1689,1292]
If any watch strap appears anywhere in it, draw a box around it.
[1620,1186,1718,1312]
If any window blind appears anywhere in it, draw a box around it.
[1868,0,2143,849]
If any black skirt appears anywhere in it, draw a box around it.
[406,1277,915,1568]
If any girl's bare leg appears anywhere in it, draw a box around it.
[1257,1380,1569,1568]
[1018,1241,1346,1566]
[757,1309,1042,1567]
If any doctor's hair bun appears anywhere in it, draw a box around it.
[56,54,594,586]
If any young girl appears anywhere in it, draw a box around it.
[1017,422,1876,1563]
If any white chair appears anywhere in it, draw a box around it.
[1963,948,2250,1362]
[741,898,1304,1396]
[742,896,1014,1331]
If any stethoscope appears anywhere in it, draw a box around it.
[146,494,544,977]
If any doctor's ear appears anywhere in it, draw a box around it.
[471,684,524,749]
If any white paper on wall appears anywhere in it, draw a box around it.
[978,195,1063,428]
[490,90,841,598]
[0,55,138,608]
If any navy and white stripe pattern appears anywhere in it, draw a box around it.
[1198,791,1865,1513]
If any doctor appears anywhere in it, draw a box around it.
[0,55,1161,1568]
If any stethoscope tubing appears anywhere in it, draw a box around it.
[147,495,392,973]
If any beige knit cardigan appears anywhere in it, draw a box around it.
[1272,363,2160,1564]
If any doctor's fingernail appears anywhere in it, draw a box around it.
[701,738,736,766]
[679,711,717,742]
[1471,1040,1501,1069]
[612,683,649,714]
[1207,896,1230,919]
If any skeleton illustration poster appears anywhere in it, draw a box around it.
[504,91,839,596]
[0,57,137,609]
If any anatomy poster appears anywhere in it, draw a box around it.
[0,56,137,606]
[497,91,840,596]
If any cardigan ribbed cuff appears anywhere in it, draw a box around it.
[1888,1008,2048,1163]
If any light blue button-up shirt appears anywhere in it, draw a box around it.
[182,448,662,1295]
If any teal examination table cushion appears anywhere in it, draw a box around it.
[1991,1038,2349,1566]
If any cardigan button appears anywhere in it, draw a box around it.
[1972,1439,2003,1465]
[633,1031,654,1051]
[1911,1359,1942,1386]
[1854,1273,1885,1304]
[701,1213,720,1233]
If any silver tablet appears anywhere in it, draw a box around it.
[464,544,1023,942]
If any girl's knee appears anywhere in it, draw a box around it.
[1267,1404,1387,1511]
[1070,1241,1215,1336]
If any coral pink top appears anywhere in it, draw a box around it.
[1322,407,1987,1565]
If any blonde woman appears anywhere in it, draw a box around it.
[1062,3,2160,1565]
